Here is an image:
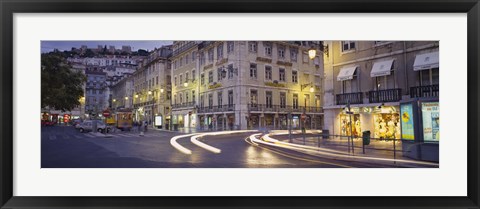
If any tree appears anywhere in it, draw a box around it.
[137,49,149,56]
[41,52,86,112]
[84,48,95,58]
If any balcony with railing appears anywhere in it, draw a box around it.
[410,85,439,98]
[248,104,323,113]
[336,92,363,105]
[197,104,235,113]
[172,102,196,109]
[368,88,402,103]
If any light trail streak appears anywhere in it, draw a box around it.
[261,134,439,167]
[190,130,259,153]
[169,133,197,155]
[246,134,352,168]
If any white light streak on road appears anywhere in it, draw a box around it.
[190,130,259,154]
[170,133,197,155]
[260,133,439,167]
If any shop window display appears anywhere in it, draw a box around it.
[374,113,401,140]
[340,114,361,138]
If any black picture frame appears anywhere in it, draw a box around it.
[1,0,479,208]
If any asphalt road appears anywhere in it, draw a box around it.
[42,126,395,168]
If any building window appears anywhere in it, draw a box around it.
[179,93,183,104]
[192,51,196,63]
[209,71,213,83]
[174,76,177,86]
[179,57,183,67]
[166,75,171,85]
[292,71,298,83]
[208,48,214,63]
[186,92,189,103]
[217,68,224,81]
[227,41,234,54]
[200,52,205,65]
[192,70,196,81]
[201,73,205,85]
[250,89,258,106]
[303,51,309,63]
[174,94,177,105]
[228,90,234,106]
[293,94,298,109]
[420,68,439,86]
[304,94,310,107]
[278,45,285,59]
[248,41,257,52]
[200,95,204,108]
[279,68,286,82]
[290,48,298,62]
[218,91,223,106]
[265,66,272,80]
[208,94,213,108]
[192,90,195,104]
[250,63,257,78]
[217,43,224,60]
[264,42,272,56]
[341,41,356,52]
[156,76,158,85]
[185,54,189,64]
[185,72,189,82]
[179,74,183,85]
[228,64,234,79]
[266,91,273,108]
[280,92,286,108]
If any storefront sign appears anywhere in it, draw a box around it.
[155,116,163,126]
[422,102,439,141]
[400,104,415,140]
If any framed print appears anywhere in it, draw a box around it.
[1,0,479,208]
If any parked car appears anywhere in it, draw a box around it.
[78,120,111,133]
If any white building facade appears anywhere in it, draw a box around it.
[171,41,324,130]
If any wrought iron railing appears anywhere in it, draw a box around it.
[368,88,402,103]
[336,92,363,105]
[410,85,439,98]
[172,102,196,109]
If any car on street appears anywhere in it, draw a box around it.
[78,120,111,133]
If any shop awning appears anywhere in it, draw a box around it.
[337,66,358,81]
[413,51,439,71]
[370,59,394,77]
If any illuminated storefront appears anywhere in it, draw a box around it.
[421,102,439,142]
[337,105,400,139]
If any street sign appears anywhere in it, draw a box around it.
[102,110,111,117]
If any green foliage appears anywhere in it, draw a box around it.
[41,53,86,112]
[84,49,95,58]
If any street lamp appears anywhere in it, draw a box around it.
[301,82,314,92]
[160,88,164,93]
[307,41,329,59]
[125,96,128,100]
[148,90,152,95]
[344,100,355,155]
[183,82,188,87]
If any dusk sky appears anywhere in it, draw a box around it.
[41,41,173,53]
